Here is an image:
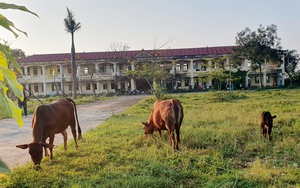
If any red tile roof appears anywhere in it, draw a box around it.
[17,46,235,63]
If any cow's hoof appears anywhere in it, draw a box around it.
[33,165,41,171]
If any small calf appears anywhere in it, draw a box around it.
[260,111,277,141]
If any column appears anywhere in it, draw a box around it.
[41,66,47,96]
[97,81,100,94]
[95,63,99,73]
[77,65,81,76]
[131,61,135,71]
[189,60,194,88]
[262,73,266,87]
[131,79,136,90]
[24,66,28,76]
[60,64,63,94]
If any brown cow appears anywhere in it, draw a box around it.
[16,98,82,168]
[260,111,277,141]
[142,99,183,150]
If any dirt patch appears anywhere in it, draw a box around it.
[0,95,149,169]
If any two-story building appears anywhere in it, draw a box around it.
[16,46,286,96]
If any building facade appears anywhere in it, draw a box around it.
[16,46,286,96]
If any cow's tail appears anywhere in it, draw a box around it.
[65,98,82,139]
[172,99,183,125]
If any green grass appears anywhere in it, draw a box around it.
[1,90,300,187]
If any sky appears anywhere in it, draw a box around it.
[1,0,300,56]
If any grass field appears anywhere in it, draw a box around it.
[1,90,300,187]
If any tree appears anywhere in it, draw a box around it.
[127,61,171,98]
[233,24,282,88]
[11,48,26,59]
[0,2,38,173]
[107,42,131,93]
[127,38,173,99]
[284,50,299,86]
[64,7,81,99]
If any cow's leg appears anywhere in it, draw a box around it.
[43,137,49,157]
[70,120,78,149]
[260,123,264,139]
[61,130,68,150]
[175,128,180,150]
[268,126,272,141]
[169,132,176,150]
[158,129,162,138]
[48,135,55,162]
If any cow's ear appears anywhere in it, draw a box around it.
[40,142,54,149]
[16,144,29,149]
[272,116,277,119]
[142,122,147,126]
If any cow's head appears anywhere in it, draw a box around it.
[142,122,156,136]
[16,142,54,169]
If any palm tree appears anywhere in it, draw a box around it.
[64,7,81,99]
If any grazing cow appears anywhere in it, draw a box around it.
[142,99,184,150]
[16,98,82,168]
[260,111,277,141]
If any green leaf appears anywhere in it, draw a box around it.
[0,14,19,38]
[0,68,23,99]
[0,158,10,174]
[0,3,39,38]
[0,3,39,18]
[0,44,22,74]
[0,86,23,126]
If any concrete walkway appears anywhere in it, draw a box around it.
[0,95,149,169]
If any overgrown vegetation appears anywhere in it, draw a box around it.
[1,90,300,187]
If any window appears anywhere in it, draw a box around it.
[100,65,106,72]
[110,65,114,72]
[184,78,189,86]
[126,65,131,71]
[34,84,38,92]
[183,63,188,71]
[201,65,206,71]
[266,75,270,83]
[176,64,181,71]
[84,67,89,75]
[93,83,97,90]
[193,62,198,70]
[53,84,61,91]
[255,76,260,83]
[52,84,56,91]
[41,68,43,75]
[176,80,181,87]
[27,67,30,75]
[119,64,123,71]
[86,83,90,90]
[33,67,38,75]
[103,82,107,89]
[68,67,72,74]
[111,82,115,90]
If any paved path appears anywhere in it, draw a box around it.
[0,95,149,169]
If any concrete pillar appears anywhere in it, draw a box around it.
[263,73,266,87]
[60,64,63,94]
[77,65,81,76]
[131,79,136,90]
[131,61,135,71]
[190,60,194,87]
[95,63,99,73]
[97,81,100,94]
[41,66,47,96]
[24,66,28,76]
